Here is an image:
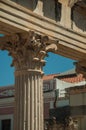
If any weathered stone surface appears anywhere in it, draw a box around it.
[0,31,58,70]
[0,0,86,130]
[0,0,86,61]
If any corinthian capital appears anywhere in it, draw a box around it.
[0,31,58,70]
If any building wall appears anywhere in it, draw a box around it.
[56,78,86,97]
[0,75,85,129]
[0,114,14,130]
[56,99,69,107]
[44,91,55,118]
[43,79,56,92]
[70,93,86,106]
[0,97,14,130]
[43,79,57,119]
[70,92,86,130]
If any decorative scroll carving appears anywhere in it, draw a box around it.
[0,31,58,70]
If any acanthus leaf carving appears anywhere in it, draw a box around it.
[0,31,59,70]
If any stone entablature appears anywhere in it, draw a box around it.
[0,0,86,62]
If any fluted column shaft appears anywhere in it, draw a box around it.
[0,31,58,130]
[14,70,44,130]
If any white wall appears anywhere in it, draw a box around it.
[55,78,86,97]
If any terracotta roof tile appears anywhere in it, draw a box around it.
[43,73,85,83]
[60,74,85,83]
[0,86,14,93]
[0,85,14,98]
[43,74,59,80]
[0,73,85,98]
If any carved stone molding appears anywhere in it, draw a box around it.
[75,61,86,78]
[0,31,58,71]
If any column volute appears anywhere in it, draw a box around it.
[0,31,58,72]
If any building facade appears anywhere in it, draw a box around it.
[0,86,14,130]
[0,71,86,130]
[68,85,86,130]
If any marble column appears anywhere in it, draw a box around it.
[0,31,58,130]
[14,64,44,130]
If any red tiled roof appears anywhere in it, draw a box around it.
[0,86,14,93]
[60,74,85,83]
[0,73,85,98]
[43,74,59,80]
[0,85,14,98]
[43,73,85,83]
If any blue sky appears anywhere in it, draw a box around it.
[0,50,75,86]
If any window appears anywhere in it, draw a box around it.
[1,119,11,130]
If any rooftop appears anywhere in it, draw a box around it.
[59,74,85,83]
[43,73,59,80]
[0,70,85,98]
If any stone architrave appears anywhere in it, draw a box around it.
[75,61,86,78]
[0,31,58,130]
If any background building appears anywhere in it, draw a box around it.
[0,86,14,130]
[67,85,86,130]
[0,70,86,130]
